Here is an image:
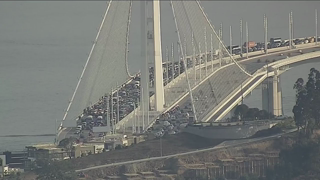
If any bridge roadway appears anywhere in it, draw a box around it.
[211,49,320,121]
[176,45,320,123]
[75,128,297,172]
[117,43,320,132]
[57,44,319,142]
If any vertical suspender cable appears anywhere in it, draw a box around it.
[171,1,198,122]
[195,0,252,77]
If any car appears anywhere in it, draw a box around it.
[77,125,82,130]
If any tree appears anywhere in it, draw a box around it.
[234,104,249,120]
[245,108,259,120]
[293,68,320,136]
[266,139,320,180]
[257,110,269,120]
[58,137,77,158]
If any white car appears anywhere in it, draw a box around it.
[163,121,170,126]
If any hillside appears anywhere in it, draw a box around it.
[69,132,224,170]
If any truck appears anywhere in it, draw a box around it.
[270,37,282,45]
[243,41,256,48]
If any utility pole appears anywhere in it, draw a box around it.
[316,9,318,45]
[229,26,233,56]
[204,27,208,77]
[240,19,243,55]
[264,14,268,54]
[246,22,249,59]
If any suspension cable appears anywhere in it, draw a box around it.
[195,0,253,77]
[171,0,198,122]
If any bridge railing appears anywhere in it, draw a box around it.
[116,42,320,130]
[209,49,320,121]
[271,51,320,69]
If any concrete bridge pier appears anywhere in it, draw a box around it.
[261,74,283,117]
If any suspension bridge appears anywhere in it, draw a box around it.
[57,0,320,142]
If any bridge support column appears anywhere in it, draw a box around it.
[140,1,150,120]
[153,0,165,111]
[262,75,282,117]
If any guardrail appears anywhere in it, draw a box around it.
[272,51,320,69]
[210,50,320,121]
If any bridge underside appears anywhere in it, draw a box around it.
[204,50,320,121]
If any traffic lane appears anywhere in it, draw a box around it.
[174,47,320,117]
[240,47,320,65]
[176,64,244,119]
[209,75,264,121]
[207,48,320,120]
[240,48,320,74]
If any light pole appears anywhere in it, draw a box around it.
[219,28,222,67]
[110,88,114,134]
[171,43,174,81]
[198,42,202,81]
[241,83,244,105]
[246,22,249,59]
[204,27,208,77]
[116,83,120,125]
[264,14,268,54]
[316,9,318,45]
[289,12,292,49]
[240,19,243,55]
[192,32,196,84]
[291,11,294,46]
[229,26,233,56]
[160,136,163,156]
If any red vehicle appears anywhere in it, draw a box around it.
[243,41,256,48]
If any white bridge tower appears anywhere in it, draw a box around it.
[140,0,165,130]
